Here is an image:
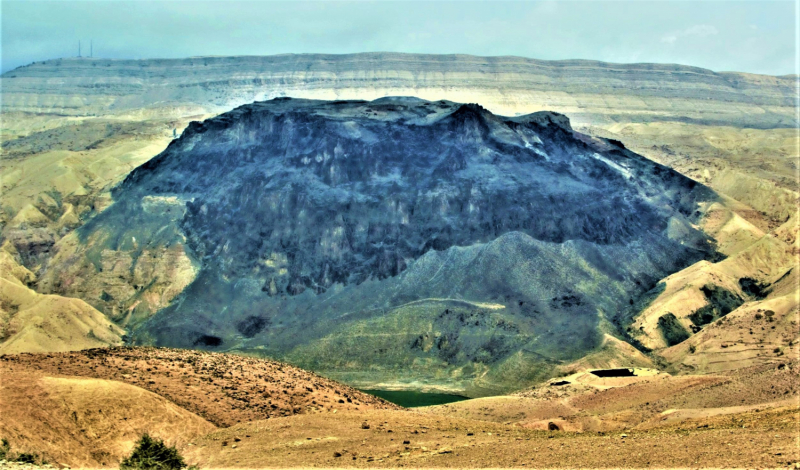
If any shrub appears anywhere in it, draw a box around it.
[14,453,37,464]
[0,439,9,460]
[120,434,187,470]
[0,439,43,464]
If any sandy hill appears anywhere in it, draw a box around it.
[0,367,214,467]
[0,245,124,354]
[1,347,398,427]
[0,347,796,468]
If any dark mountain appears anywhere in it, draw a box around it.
[44,97,718,395]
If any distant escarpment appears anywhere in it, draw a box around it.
[40,97,717,395]
[3,53,795,129]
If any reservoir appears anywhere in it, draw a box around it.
[361,389,469,408]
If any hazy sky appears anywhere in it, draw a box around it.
[2,0,796,75]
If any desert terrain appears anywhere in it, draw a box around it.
[0,347,797,468]
[1,56,796,371]
[0,53,797,468]
[1,55,796,367]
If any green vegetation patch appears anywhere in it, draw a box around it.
[120,433,191,470]
[658,313,691,346]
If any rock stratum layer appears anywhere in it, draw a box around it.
[2,53,795,267]
[3,53,795,128]
[41,97,717,395]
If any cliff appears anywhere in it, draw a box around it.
[39,97,717,394]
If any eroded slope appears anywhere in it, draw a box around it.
[1,347,398,428]
[39,97,717,394]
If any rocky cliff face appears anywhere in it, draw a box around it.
[3,53,795,129]
[40,97,717,394]
[3,53,794,282]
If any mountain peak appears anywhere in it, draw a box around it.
[49,97,716,393]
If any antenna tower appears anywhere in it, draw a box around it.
[90,40,93,58]
[78,40,82,57]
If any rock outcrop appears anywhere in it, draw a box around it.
[40,97,717,394]
[2,53,795,276]
[3,54,795,129]
[2,53,795,382]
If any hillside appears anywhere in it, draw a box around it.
[0,52,796,388]
[423,359,799,431]
[1,348,795,468]
[2,347,398,427]
[34,97,719,394]
[0,247,124,354]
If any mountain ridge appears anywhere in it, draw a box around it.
[38,96,718,394]
[3,52,794,129]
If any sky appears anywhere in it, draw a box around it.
[1,0,797,76]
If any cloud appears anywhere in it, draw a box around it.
[661,24,719,45]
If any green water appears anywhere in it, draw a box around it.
[361,389,469,408]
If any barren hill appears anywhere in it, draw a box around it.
[2,348,796,468]
[37,97,718,394]
[1,347,398,427]
[0,53,796,389]
[0,368,214,467]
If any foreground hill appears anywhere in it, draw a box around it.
[38,97,717,394]
[1,348,796,468]
[0,347,396,467]
[181,405,797,468]
[2,347,397,427]
[0,368,214,467]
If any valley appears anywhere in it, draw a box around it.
[0,52,797,468]
[31,97,720,394]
